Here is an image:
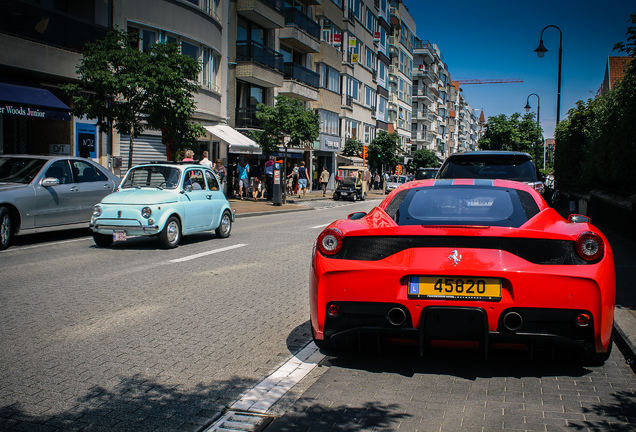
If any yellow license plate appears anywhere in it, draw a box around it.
[408,276,501,300]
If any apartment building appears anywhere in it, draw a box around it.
[0,0,231,174]
[387,0,414,157]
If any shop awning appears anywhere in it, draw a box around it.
[205,124,262,155]
[0,82,71,121]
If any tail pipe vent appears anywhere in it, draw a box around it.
[502,311,523,332]
[387,307,407,327]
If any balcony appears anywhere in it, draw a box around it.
[236,41,284,87]
[279,8,320,53]
[280,62,320,101]
[235,107,261,129]
[237,0,285,29]
[0,1,109,53]
[342,95,353,109]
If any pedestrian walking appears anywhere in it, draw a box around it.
[298,161,308,199]
[199,151,213,167]
[182,149,195,162]
[213,159,227,194]
[236,156,250,200]
[320,166,330,197]
[374,172,380,190]
[287,164,299,195]
[250,160,262,202]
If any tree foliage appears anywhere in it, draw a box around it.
[478,112,544,164]
[341,138,363,157]
[62,27,204,167]
[554,11,636,196]
[251,95,320,202]
[367,131,400,173]
[412,148,439,169]
[251,95,320,155]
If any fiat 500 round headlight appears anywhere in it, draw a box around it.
[93,205,102,217]
[141,207,152,218]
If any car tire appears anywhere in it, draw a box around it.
[333,194,339,201]
[351,194,357,202]
[159,216,181,249]
[361,192,366,201]
[92,232,113,247]
[215,210,232,238]
[0,206,12,251]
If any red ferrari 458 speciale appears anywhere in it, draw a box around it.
[310,179,615,363]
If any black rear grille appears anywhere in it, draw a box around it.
[329,236,586,265]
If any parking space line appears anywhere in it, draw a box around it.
[311,223,329,229]
[169,244,247,263]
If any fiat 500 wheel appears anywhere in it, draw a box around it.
[92,232,113,247]
[160,216,181,248]
[215,210,232,238]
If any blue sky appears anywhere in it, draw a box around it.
[403,0,635,138]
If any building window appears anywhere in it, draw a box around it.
[319,110,339,135]
[364,85,376,110]
[320,64,340,93]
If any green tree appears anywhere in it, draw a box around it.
[63,27,204,168]
[251,95,320,202]
[342,138,363,157]
[412,148,439,169]
[554,11,636,195]
[368,131,400,174]
[478,112,544,166]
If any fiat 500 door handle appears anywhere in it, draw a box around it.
[206,195,212,199]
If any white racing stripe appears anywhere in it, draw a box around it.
[169,243,247,263]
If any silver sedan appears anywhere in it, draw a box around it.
[0,155,121,250]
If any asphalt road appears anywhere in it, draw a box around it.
[0,199,377,432]
[1,198,635,432]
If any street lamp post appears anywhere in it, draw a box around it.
[534,25,562,126]
[524,93,542,168]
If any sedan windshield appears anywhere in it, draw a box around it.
[0,157,47,184]
[121,166,180,189]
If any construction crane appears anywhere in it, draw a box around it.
[453,78,523,85]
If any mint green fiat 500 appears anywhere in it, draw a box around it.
[90,162,233,248]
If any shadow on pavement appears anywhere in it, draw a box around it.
[0,373,256,432]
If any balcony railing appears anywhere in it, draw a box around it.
[235,107,261,129]
[0,2,109,53]
[284,62,320,88]
[236,40,284,72]
[261,0,285,12]
[284,8,320,39]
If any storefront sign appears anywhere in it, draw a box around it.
[76,123,97,158]
[1,104,70,121]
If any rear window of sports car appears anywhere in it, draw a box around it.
[389,186,539,228]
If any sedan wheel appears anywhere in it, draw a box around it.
[215,210,232,238]
[0,207,12,251]
[92,232,114,247]
[159,216,181,249]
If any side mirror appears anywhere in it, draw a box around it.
[347,211,367,220]
[41,177,60,187]
[568,214,590,223]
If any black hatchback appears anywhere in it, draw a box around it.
[436,151,545,194]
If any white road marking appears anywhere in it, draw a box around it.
[169,243,248,263]
[230,342,323,413]
[311,223,329,229]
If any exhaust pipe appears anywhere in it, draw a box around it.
[387,307,407,327]
[502,311,523,331]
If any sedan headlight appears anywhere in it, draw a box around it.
[141,207,152,219]
[93,205,102,217]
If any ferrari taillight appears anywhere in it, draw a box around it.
[317,228,343,256]
[575,231,604,262]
